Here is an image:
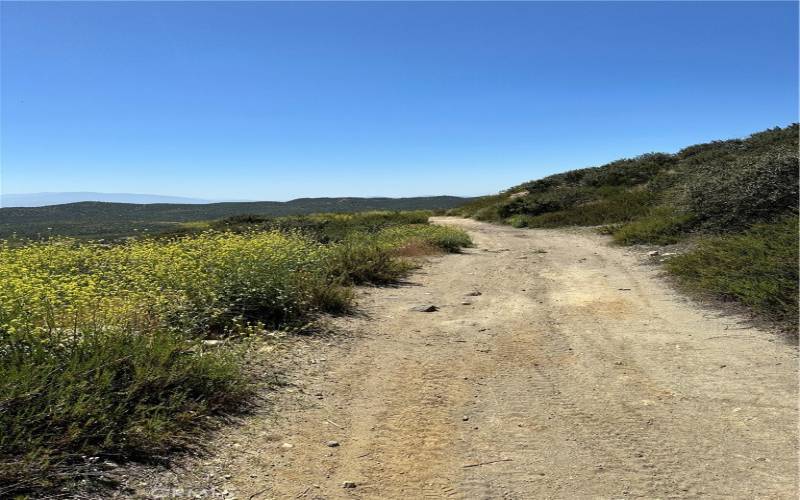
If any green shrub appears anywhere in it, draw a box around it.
[666,217,799,330]
[613,208,696,245]
[0,328,251,494]
[507,215,531,228]
[519,168,590,193]
[326,224,471,285]
[448,194,508,218]
[596,224,620,235]
[580,153,676,188]
[473,205,503,221]
[681,150,799,231]
[523,190,655,228]
[327,235,412,285]
[499,186,597,218]
[378,224,472,253]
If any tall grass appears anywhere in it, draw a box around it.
[0,329,251,493]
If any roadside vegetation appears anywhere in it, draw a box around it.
[451,124,799,330]
[665,216,798,328]
[0,211,470,496]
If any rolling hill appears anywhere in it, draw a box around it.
[0,196,474,240]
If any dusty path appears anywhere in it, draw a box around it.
[144,218,798,499]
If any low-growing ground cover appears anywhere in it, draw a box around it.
[0,212,471,496]
[666,216,799,328]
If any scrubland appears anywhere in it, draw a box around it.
[0,211,470,495]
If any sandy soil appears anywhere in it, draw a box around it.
[129,218,798,499]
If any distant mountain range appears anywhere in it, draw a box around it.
[0,195,475,240]
[1,192,216,207]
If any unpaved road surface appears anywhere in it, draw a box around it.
[142,218,798,499]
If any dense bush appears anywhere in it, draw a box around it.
[378,224,473,253]
[612,208,696,245]
[328,234,412,285]
[498,186,595,219]
[507,214,533,228]
[472,205,504,221]
[522,190,655,228]
[680,150,799,231]
[520,169,587,193]
[327,224,472,284]
[580,153,676,188]
[666,217,799,330]
[0,329,251,491]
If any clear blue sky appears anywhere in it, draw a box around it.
[1,1,797,200]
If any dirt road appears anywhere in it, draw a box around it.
[146,218,798,499]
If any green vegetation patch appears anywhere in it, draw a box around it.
[522,189,655,228]
[612,208,696,245]
[0,329,251,493]
[679,149,798,232]
[666,217,799,331]
[0,212,471,495]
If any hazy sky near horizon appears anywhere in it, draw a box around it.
[1,1,797,200]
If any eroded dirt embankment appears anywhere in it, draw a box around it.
[129,218,798,499]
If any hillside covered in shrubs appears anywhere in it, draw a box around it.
[451,124,799,329]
